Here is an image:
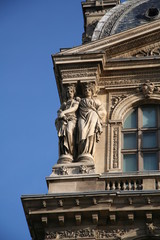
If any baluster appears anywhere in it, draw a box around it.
[133,180,136,190]
[106,182,110,190]
[117,181,121,190]
[112,181,116,190]
[128,181,132,190]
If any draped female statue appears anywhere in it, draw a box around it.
[77,83,106,162]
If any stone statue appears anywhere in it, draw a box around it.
[77,82,106,162]
[55,84,80,163]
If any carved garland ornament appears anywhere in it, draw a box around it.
[61,71,97,79]
[45,228,129,239]
[113,127,119,168]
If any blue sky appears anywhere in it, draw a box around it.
[0,0,83,239]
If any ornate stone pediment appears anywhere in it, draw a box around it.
[53,19,160,101]
[113,42,160,59]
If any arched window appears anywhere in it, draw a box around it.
[122,105,160,172]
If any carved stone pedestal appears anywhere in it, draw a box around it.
[46,162,102,194]
[51,162,95,176]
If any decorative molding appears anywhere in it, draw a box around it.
[114,42,160,59]
[45,227,130,239]
[52,164,95,176]
[61,70,97,80]
[137,80,160,98]
[111,95,127,110]
[133,46,160,57]
[111,93,160,121]
[60,166,69,175]
[101,77,160,87]
[79,165,89,174]
[112,127,119,168]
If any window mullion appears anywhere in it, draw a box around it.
[138,107,143,171]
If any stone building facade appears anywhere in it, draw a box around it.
[22,0,160,239]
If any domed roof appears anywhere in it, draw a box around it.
[92,0,160,41]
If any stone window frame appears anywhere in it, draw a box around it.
[121,104,160,172]
[110,93,160,172]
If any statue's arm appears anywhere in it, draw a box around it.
[58,101,79,118]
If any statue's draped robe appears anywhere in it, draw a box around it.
[56,99,79,156]
[78,98,106,156]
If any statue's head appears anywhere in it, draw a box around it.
[65,84,76,100]
[83,82,96,98]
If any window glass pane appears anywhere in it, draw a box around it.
[123,154,137,172]
[142,106,156,128]
[142,132,157,148]
[143,153,157,170]
[124,110,137,129]
[123,133,137,149]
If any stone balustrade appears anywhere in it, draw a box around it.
[103,172,160,191]
[106,178,143,191]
